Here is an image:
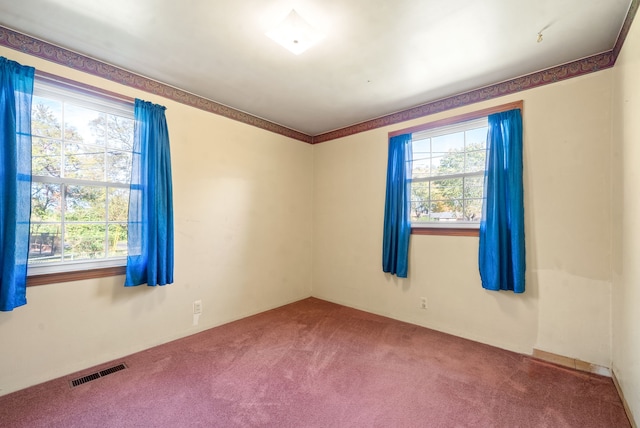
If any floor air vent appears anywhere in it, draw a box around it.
[70,363,127,387]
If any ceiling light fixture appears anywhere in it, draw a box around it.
[266,9,325,55]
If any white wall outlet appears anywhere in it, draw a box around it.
[420,297,427,309]
[193,300,202,315]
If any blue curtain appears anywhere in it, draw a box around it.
[125,99,174,286]
[0,58,34,311]
[382,134,412,278]
[479,109,525,293]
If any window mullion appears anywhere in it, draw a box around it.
[32,175,129,188]
[413,171,483,183]
[462,176,466,220]
[106,184,110,258]
[60,183,66,262]
[462,129,467,221]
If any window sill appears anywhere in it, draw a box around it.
[27,266,126,287]
[411,227,479,237]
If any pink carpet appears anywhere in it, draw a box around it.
[0,298,630,427]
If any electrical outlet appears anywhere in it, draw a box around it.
[420,297,427,309]
[193,300,202,315]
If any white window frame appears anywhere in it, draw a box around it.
[28,79,135,277]
[410,117,488,230]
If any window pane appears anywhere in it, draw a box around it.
[434,148,465,176]
[108,224,128,257]
[432,131,464,153]
[432,178,463,204]
[31,182,62,222]
[433,134,464,176]
[429,198,463,220]
[32,97,62,139]
[464,198,483,222]
[431,152,448,175]
[107,115,134,150]
[427,200,459,221]
[412,157,431,179]
[108,188,130,221]
[465,127,487,147]
[465,148,486,173]
[64,142,105,181]
[412,138,430,154]
[64,103,106,145]
[32,137,62,177]
[65,224,106,260]
[463,175,484,199]
[431,175,464,220]
[412,138,432,178]
[28,224,62,264]
[65,185,106,222]
[410,181,430,221]
[106,150,132,183]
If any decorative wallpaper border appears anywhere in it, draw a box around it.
[0,0,637,145]
[0,26,313,144]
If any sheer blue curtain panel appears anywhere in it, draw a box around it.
[126,99,174,286]
[382,133,413,278]
[0,57,35,311]
[479,109,525,293]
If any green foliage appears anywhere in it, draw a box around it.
[32,103,62,139]
[411,141,486,222]
[66,224,106,259]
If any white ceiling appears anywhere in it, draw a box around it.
[0,0,632,136]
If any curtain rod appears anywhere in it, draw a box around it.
[35,69,135,104]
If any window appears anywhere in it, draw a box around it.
[410,118,488,229]
[383,102,523,279]
[28,80,134,276]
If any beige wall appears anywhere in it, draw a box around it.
[313,70,613,365]
[612,11,640,423]
[0,47,314,395]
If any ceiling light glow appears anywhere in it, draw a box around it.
[266,9,325,55]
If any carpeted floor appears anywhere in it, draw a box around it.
[0,298,630,427]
